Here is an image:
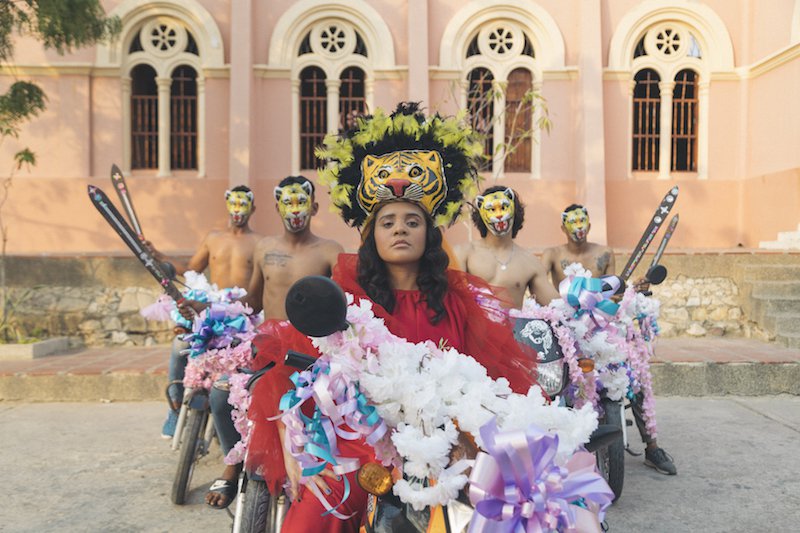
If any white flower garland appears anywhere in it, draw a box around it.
[285,294,599,511]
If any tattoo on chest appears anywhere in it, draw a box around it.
[263,251,292,267]
[596,252,610,273]
[560,259,570,271]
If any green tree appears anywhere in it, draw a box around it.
[0,1,119,341]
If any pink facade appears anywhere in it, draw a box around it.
[1,0,799,256]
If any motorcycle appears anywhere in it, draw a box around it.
[169,384,217,505]
[275,278,619,533]
[231,362,290,533]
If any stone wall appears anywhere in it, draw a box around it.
[4,252,800,346]
[4,256,178,347]
[8,286,172,347]
[651,276,743,337]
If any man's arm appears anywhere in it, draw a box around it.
[523,251,560,305]
[451,243,469,272]
[149,233,210,276]
[605,247,616,276]
[596,247,615,277]
[324,240,345,276]
[241,239,267,313]
[540,247,557,289]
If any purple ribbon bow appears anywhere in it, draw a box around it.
[468,420,614,533]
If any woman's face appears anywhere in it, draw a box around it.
[373,202,428,265]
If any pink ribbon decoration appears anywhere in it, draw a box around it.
[468,420,613,533]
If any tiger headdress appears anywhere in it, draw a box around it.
[316,102,484,229]
[358,150,447,218]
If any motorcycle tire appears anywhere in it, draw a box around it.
[237,479,271,533]
[596,398,625,501]
[171,407,208,505]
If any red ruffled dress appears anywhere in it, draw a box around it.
[246,254,538,532]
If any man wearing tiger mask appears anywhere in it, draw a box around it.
[454,185,559,308]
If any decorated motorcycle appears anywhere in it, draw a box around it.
[272,275,614,532]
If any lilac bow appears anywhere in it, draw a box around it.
[468,420,613,533]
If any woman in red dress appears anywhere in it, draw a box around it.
[275,200,538,532]
[247,103,539,531]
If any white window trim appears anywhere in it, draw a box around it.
[98,0,224,178]
[461,32,544,179]
[292,57,374,173]
[626,27,710,180]
[610,3,735,181]
[269,3,396,173]
[123,25,204,177]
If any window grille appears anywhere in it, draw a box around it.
[632,69,661,171]
[504,68,532,172]
[299,66,327,170]
[671,69,698,172]
[131,64,158,170]
[467,68,494,169]
[339,67,366,130]
[170,65,197,170]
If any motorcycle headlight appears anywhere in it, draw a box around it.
[537,360,567,397]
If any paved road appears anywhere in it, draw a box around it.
[1,397,798,532]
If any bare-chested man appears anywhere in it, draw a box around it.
[151,186,265,507]
[241,175,343,319]
[543,204,676,476]
[542,204,615,288]
[454,186,559,308]
[178,176,343,508]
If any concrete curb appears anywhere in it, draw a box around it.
[2,362,799,401]
[0,373,167,402]
[651,362,800,396]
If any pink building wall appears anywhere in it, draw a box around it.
[1,0,798,256]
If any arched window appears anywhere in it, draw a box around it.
[461,20,540,177]
[632,69,661,171]
[292,19,373,170]
[467,67,495,168]
[131,64,158,170]
[299,66,327,170]
[123,17,205,176]
[671,69,698,172]
[339,66,365,130]
[170,65,197,170]
[504,68,533,172]
[626,22,709,177]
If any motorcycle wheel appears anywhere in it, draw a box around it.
[596,398,625,501]
[237,478,272,533]
[171,407,208,505]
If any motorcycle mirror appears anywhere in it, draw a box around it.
[285,276,349,337]
[584,424,622,453]
[645,264,668,285]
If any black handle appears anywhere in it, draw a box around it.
[285,350,316,369]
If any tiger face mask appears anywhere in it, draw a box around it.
[476,188,515,237]
[274,182,314,233]
[562,207,590,243]
[225,189,254,227]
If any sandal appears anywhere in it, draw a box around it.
[206,478,237,509]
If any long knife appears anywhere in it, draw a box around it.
[110,164,144,240]
[649,214,679,269]
[619,186,679,282]
[88,185,184,303]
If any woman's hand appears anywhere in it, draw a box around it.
[283,452,339,502]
